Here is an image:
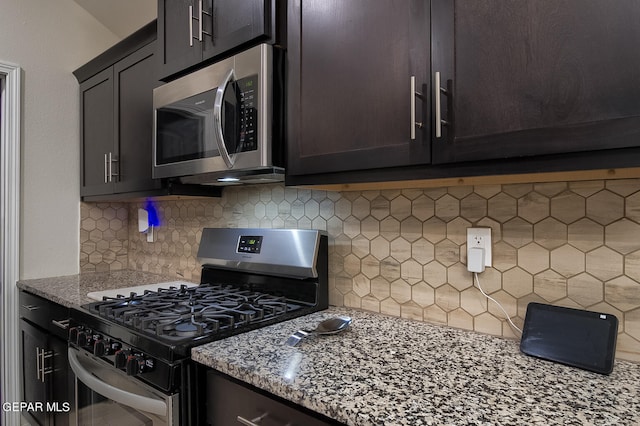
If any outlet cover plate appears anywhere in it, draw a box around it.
[467,227,492,267]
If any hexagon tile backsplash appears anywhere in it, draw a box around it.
[80,179,640,361]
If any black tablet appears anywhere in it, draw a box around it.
[520,302,618,375]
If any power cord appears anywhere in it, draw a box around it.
[474,272,523,336]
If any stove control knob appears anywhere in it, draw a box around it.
[77,331,94,348]
[93,339,108,357]
[125,355,145,376]
[68,327,79,345]
[114,350,129,369]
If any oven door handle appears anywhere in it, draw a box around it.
[68,348,168,417]
[213,68,237,168]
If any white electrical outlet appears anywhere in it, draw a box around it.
[467,227,492,267]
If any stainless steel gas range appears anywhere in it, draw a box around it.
[68,228,328,425]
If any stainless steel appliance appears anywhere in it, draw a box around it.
[153,44,284,186]
[69,228,328,425]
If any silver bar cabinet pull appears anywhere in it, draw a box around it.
[237,412,269,426]
[104,153,108,183]
[51,319,70,330]
[189,5,194,46]
[434,71,449,138]
[410,76,424,140]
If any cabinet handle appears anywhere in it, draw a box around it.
[21,304,40,311]
[189,4,194,46]
[237,412,269,426]
[108,152,118,182]
[434,71,449,138]
[104,153,109,183]
[410,76,424,140]
[51,319,70,330]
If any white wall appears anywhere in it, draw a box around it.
[0,0,119,279]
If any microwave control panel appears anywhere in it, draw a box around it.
[238,75,258,152]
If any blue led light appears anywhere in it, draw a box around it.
[144,200,160,227]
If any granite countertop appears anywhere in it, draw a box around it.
[17,270,188,308]
[192,307,640,426]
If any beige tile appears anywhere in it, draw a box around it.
[424,304,447,325]
[550,245,585,277]
[615,333,640,363]
[423,187,447,200]
[487,290,518,318]
[460,287,487,316]
[351,235,370,259]
[503,217,533,248]
[400,302,424,321]
[534,270,567,302]
[435,284,460,312]
[343,253,361,277]
[342,216,360,238]
[476,267,502,294]
[412,195,435,221]
[390,279,412,304]
[448,262,473,291]
[606,219,640,255]
[344,292,362,308]
[334,275,352,295]
[352,196,370,220]
[423,217,447,243]
[550,191,585,224]
[401,216,423,242]
[569,180,604,197]
[401,259,423,282]
[448,308,474,330]
[434,239,459,266]
[361,255,380,279]
[390,195,412,220]
[492,241,517,272]
[567,273,604,307]
[446,217,472,245]
[448,185,474,199]
[334,198,352,220]
[567,218,604,251]
[371,276,391,300]
[503,267,533,298]
[534,182,567,197]
[370,195,390,220]
[626,189,640,223]
[476,217,502,242]
[474,184,502,199]
[518,243,549,274]
[371,236,391,260]
[625,307,640,340]
[423,261,448,288]
[474,312,503,335]
[586,247,623,281]
[380,297,401,317]
[435,194,460,222]
[605,178,640,196]
[380,217,401,241]
[380,257,401,281]
[503,183,533,198]
[460,193,487,222]
[605,276,640,312]
[586,190,624,225]
[518,192,550,224]
[390,238,411,262]
[411,238,434,264]
[412,282,435,307]
[488,193,517,222]
[626,250,640,283]
[534,218,567,250]
[353,274,371,297]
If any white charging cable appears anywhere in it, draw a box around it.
[474,272,523,335]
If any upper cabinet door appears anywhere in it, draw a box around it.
[432,0,640,164]
[80,68,114,197]
[202,0,272,61]
[158,0,205,79]
[286,0,431,177]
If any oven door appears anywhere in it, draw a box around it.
[68,348,178,426]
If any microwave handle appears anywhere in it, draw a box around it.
[213,68,236,168]
[68,348,167,417]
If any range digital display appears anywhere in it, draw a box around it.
[237,236,263,254]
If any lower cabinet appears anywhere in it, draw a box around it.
[207,372,341,425]
[19,292,73,426]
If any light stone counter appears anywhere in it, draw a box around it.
[192,307,640,426]
[17,270,187,308]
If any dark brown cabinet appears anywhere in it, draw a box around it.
[431,0,640,164]
[286,0,431,178]
[158,0,277,80]
[19,291,72,426]
[78,24,162,199]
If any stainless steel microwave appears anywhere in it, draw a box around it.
[153,43,283,185]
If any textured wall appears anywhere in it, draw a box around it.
[80,178,640,361]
